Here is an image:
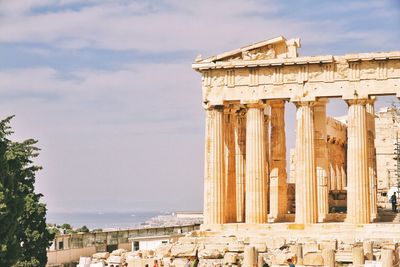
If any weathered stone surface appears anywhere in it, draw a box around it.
[381,249,394,267]
[266,237,286,250]
[111,249,127,256]
[199,258,224,267]
[171,258,191,267]
[208,236,238,244]
[178,237,200,244]
[271,251,295,265]
[320,240,337,251]
[303,242,319,255]
[108,255,122,264]
[352,246,365,265]
[257,253,270,266]
[303,252,324,266]
[155,244,173,258]
[171,244,198,257]
[322,249,335,267]
[228,241,245,252]
[199,248,224,259]
[92,252,109,260]
[289,244,303,259]
[223,252,238,264]
[363,240,374,260]
[382,243,397,251]
[253,243,267,252]
[243,245,256,267]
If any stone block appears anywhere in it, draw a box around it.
[92,252,109,260]
[289,244,303,259]
[303,243,319,255]
[204,244,228,252]
[108,255,122,264]
[208,236,238,244]
[243,246,256,267]
[155,244,173,258]
[319,240,337,250]
[178,237,199,244]
[266,237,286,250]
[303,252,324,266]
[199,258,224,266]
[257,252,270,265]
[198,248,224,259]
[272,251,295,265]
[171,258,190,267]
[253,242,267,252]
[111,248,127,256]
[223,252,238,264]
[171,244,198,257]
[228,241,245,252]
[382,243,397,251]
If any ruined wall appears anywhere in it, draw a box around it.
[287,117,347,212]
[286,107,400,211]
[375,107,400,207]
[326,117,347,192]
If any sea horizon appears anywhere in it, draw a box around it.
[46,211,170,230]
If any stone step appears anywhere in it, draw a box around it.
[335,251,352,263]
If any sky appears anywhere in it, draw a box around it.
[0,0,399,213]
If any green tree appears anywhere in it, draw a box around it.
[60,223,72,230]
[0,116,54,267]
[76,225,89,233]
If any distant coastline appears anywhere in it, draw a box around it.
[47,211,164,230]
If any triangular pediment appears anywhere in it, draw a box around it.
[196,36,301,63]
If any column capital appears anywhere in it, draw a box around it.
[203,102,224,111]
[315,98,329,106]
[346,98,369,106]
[223,105,240,114]
[268,99,286,108]
[236,107,247,116]
[366,96,376,105]
[294,100,315,108]
[242,100,267,109]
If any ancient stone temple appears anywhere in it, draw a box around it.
[192,36,400,225]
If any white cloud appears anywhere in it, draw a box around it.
[2,0,396,55]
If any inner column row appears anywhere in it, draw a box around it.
[203,98,376,225]
[203,100,287,224]
[294,99,376,224]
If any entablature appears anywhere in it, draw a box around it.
[196,51,400,105]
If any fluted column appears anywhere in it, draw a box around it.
[224,107,237,223]
[235,109,246,223]
[264,107,270,215]
[346,99,371,224]
[269,100,287,221]
[314,99,329,222]
[204,105,225,224]
[245,101,268,223]
[366,98,377,221]
[295,101,318,224]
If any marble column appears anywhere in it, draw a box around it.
[224,107,237,223]
[346,99,371,224]
[366,98,377,221]
[235,109,246,223]
[204,106,225,224]
[295,101,318,224]
[314,100,329,222]
[245,101,268,224]
[264,107,270,215]
[269,100,287,221]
